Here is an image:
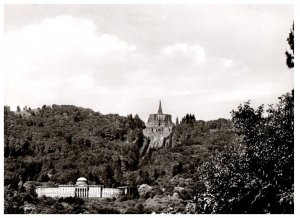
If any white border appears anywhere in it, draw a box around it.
[0,0,297,4]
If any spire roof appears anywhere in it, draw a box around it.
[158,100,163,114]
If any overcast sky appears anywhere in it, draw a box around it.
[4,4,294,122]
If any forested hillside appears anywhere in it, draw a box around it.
[4,89,294,214]
[4,104,236,213]
[4,105,145,188]
[4,91,293,214]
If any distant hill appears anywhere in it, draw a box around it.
[4,104,237,213]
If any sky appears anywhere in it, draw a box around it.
[3,4,294,122]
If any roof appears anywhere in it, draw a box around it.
[77,177,87,181]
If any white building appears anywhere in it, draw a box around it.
[36,177,128,198]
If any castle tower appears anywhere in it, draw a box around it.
[143,101,175,150]
[146,101,174,127]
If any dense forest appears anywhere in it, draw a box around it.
[4,89,293,214]
[4,103,237,213]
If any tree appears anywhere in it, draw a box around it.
[285,22,294,68]
[4,106,11,115]
[181,114,196,123]
[192,21,294,214]
[195,91,294,213]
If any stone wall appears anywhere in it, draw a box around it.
[142,125,174,151]
[147,114,173,126]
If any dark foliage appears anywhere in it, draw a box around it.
[4,105,145,189]
[172,118,234,148]
[181,114,196,123]
[4,104,235,213]
[285,22,294,69]
[194,91,294,214]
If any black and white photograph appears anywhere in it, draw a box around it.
[2,1,294,214]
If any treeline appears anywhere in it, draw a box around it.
[4,104,234,187]
[4,104,236,213]
[4,90,293,214]
[4,104,145,188]
[172,116,234,148]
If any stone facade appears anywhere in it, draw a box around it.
[102,188,124,198]
[36,177,128,199]
[89,185,102,198]
[142,101,175,150]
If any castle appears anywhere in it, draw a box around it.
[142,101,175,149]
[36,177,129,198]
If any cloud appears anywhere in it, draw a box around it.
[4,15,136,77]
[3,6,294,122]
[220,58,233,67]
[5,15,135,57]
[161,43,206,65]
[4,15,138,110]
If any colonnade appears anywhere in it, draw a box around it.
[75,187,88,198]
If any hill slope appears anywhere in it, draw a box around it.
[4,104,236,213]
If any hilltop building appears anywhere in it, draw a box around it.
[36,177,129,198]
[146,100,174,132]
[142,101,175,149]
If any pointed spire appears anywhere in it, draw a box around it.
[158,100,163,114]
[176,117,179,125]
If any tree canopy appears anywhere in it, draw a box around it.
[285,22,294,69]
